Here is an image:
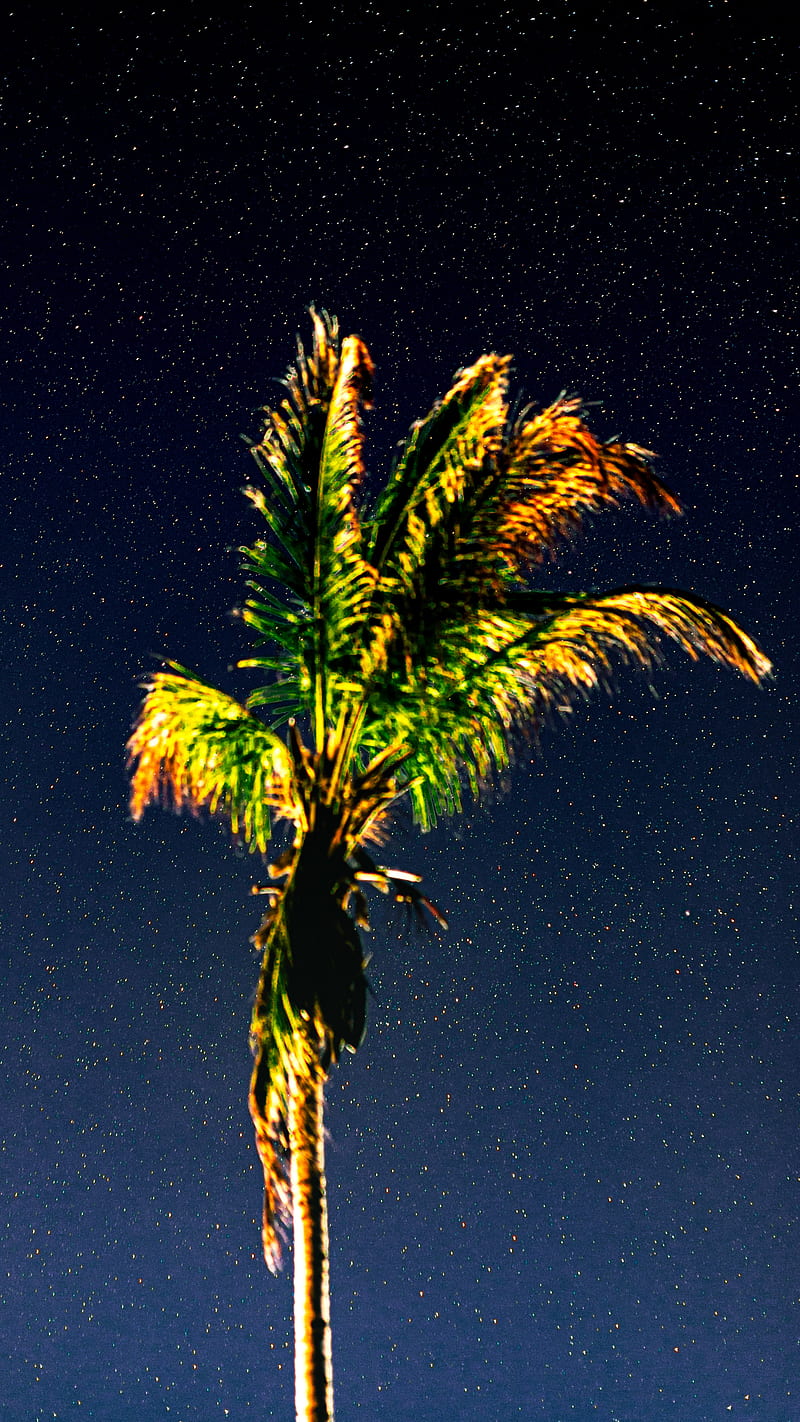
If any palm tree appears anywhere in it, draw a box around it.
[127,310,770,1422]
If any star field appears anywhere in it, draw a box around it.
[1,4,797,1419]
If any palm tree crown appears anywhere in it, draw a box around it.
[128,308,770,1284]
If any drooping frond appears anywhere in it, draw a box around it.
[248,884,300,1273]
[248,883,367,1276]
[526,585,769,678]
[358,583,771,829]
[127,667,296,852]
[247,766,375,1270]
[497,394,681,563]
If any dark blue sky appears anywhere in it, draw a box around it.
[2,4,797,1419]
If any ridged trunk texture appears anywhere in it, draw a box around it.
[289,1046,334,1422]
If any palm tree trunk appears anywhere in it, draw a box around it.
[288,1043,334,1422]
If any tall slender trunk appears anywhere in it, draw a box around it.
[288,1044,334,1422]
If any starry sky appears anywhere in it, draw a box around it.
[2,4,797,1419]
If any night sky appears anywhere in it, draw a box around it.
[2,5,797,1419]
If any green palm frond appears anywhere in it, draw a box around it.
[367,353,510,592]
[359,584,770,828]
[359,374,680,762]
[240,309,376,741]
[127,666,297,852]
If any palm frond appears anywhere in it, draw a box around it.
[367,354,510,590]
[503,586,772,686]
[237,307,341,704]
[498,394,681,563]
[241,312,376,739]
[127,667,296,852]
[246,306,340,511]
[248,887,299,1273]
[359,379,681,756]
[306,331,376,736]
[360,584,771,829]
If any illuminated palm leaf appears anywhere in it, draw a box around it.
[127,667,297,852]
[359,581,770,827]
[240,308,376,740]
[502,586,771,683]
[368,353,510,597]
[496,394,681,564]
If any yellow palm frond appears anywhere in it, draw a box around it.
[320,332,374,500]
[359,585,770,830]
[127,667,297,852]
